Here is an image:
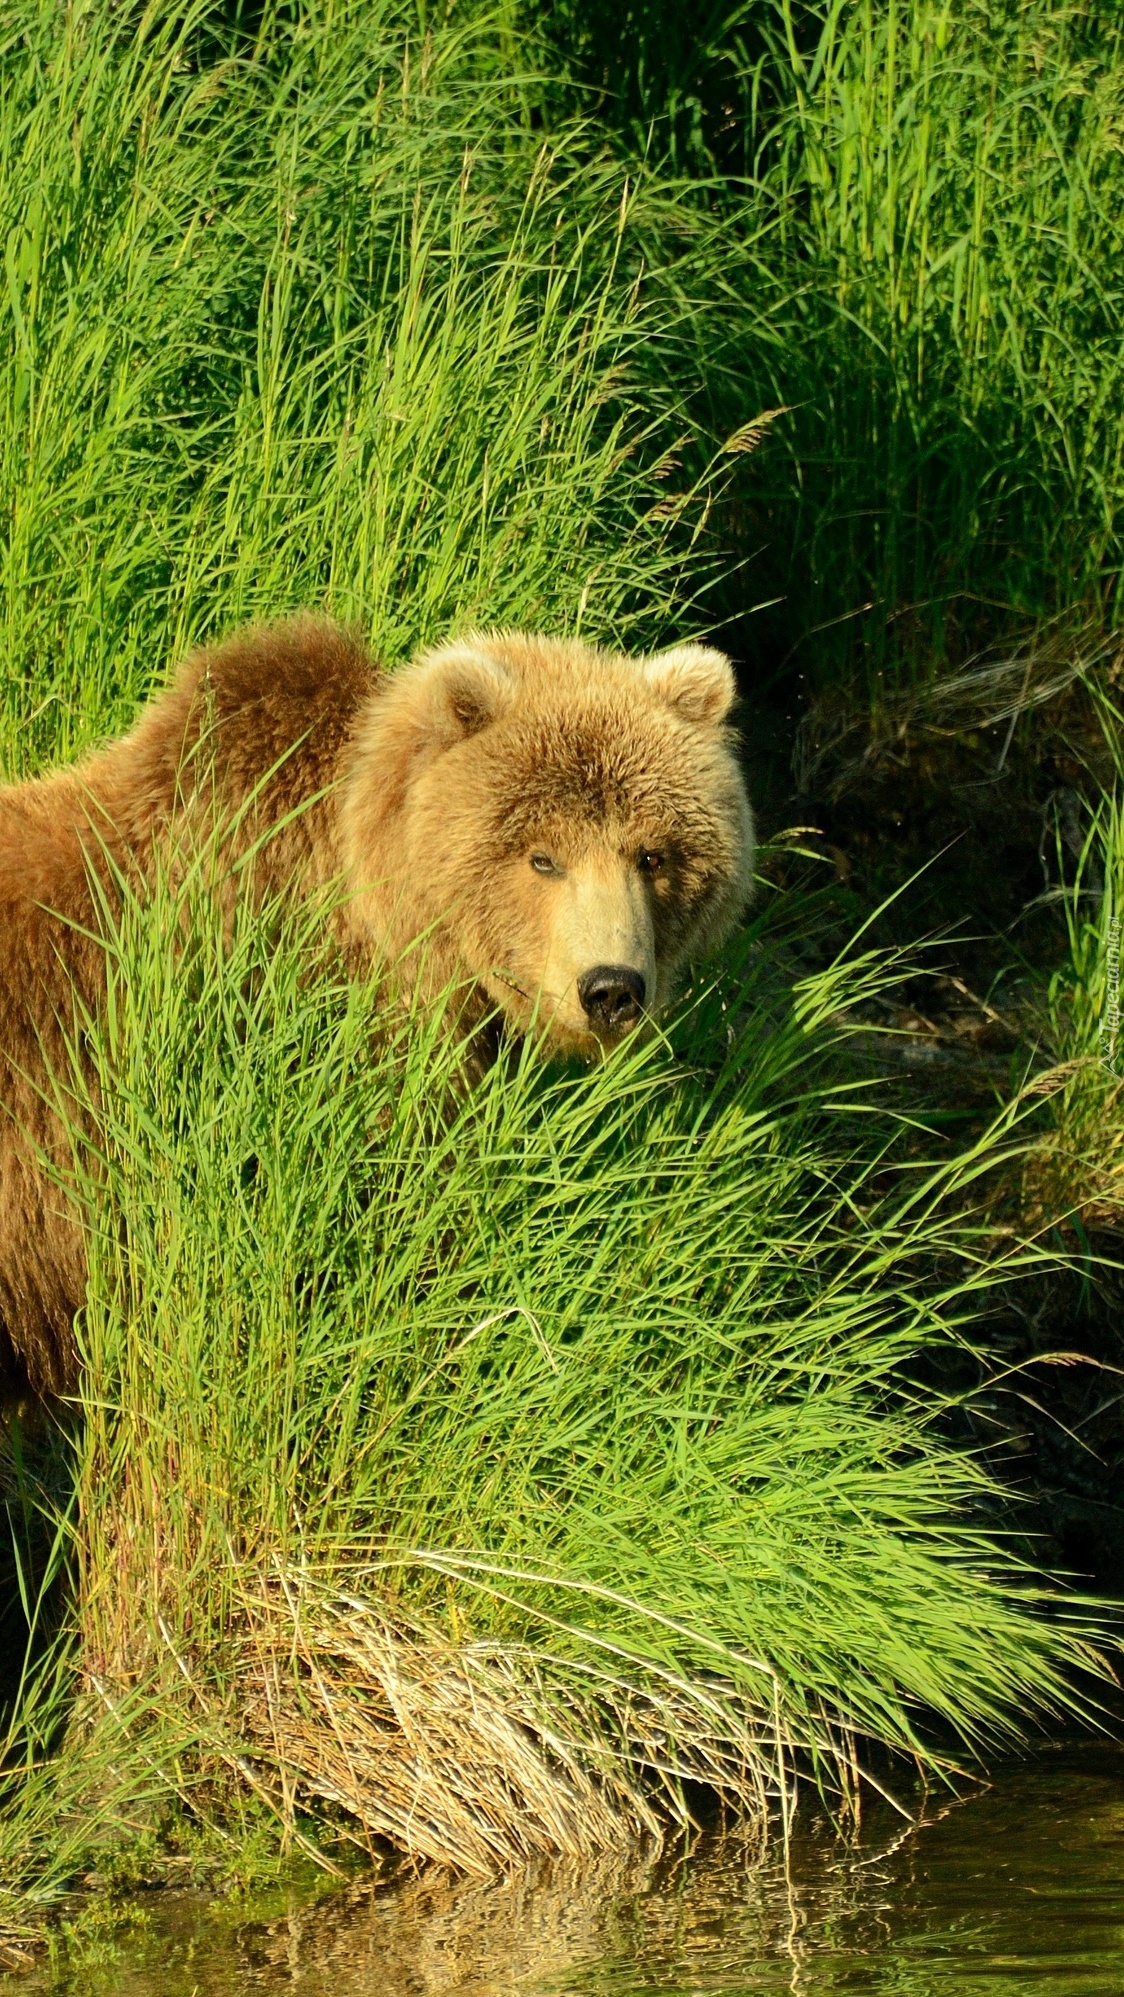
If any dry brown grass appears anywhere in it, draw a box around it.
[793,622,1120,800]
[225,1566,791,1874]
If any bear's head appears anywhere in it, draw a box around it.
[343,632,754,1058]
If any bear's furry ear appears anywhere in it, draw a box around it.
[641,644,736,726]
[419,642,516,743]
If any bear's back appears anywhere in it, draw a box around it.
[0,615,380,1051]
[149,614,379,823]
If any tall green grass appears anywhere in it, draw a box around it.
[0,0,720,774]
[1028,706,1124,1231]
[16,0,1121,710]
[542,0,1124,686]
[10,848,1102,1884]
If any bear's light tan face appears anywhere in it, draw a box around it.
[522,843,658,1049]
[344,631,755,1058]
[478,830,663,1053]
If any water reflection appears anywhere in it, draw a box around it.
[14,1741,1124,1995]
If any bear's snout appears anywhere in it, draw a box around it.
[577,964,646,1038]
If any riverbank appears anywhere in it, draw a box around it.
[15,1734,1124,1994]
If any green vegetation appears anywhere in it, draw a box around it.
[0,846,1105,1909]
[0,0,1122,1950]
[542,0,1124,683]
[1029,707,1124,1233]
[0,0,719,770]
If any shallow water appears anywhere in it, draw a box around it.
[17,1742,1124,1995]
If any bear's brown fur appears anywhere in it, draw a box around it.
[0,617,754,1397]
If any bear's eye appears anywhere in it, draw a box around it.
[637,849,665,873]
[530,852,561,876]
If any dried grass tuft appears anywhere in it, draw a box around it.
[227,1567,788,1872]
[793,622,1120,798]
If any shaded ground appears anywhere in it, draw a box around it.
[740,659,1124,1590]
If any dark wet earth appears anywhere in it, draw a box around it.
[16,1741,1124,1995]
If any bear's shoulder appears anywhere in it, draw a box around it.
[169,615,380,798]
[194,615,378,734]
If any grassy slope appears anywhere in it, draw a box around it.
[0,0,714,769]
[0,0,1116,1931]
[539,0,1124,686]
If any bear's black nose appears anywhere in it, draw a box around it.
[577,965,646,1035]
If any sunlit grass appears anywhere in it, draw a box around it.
[0,847,1095,1888]
[0,0,720,775]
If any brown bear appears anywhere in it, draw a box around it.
[0,616,754,1397]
